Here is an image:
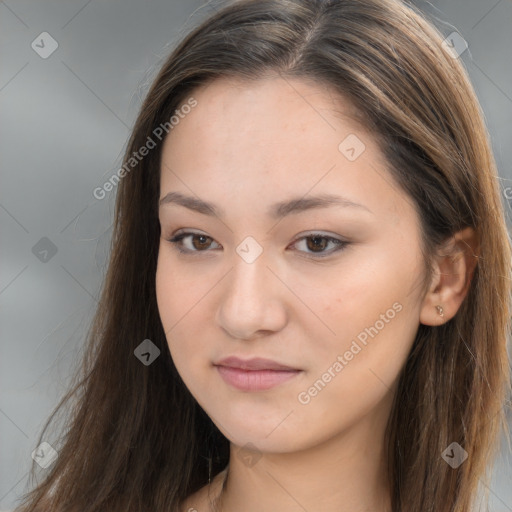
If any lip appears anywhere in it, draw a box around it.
[214,356,302,391]
[215,356,299,371]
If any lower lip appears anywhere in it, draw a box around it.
[215,365,301,391]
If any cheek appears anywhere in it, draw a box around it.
[155,248,214,331]
[156,251,231,407]
[290,302,418,448]
[293,248,415,348]
[155,252,214,387]
[299,247,422,393]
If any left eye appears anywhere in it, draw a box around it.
[166,232,347,257]
[292,234,347,256]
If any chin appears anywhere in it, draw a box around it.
[204,402,307,451]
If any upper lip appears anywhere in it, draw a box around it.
[214,356,299,371]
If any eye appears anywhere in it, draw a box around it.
[165,231,348,258]
[290,233,348,257]
[166,231,222,254]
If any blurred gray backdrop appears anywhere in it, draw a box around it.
[1,0,511,510]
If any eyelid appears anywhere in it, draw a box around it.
[165,229,349,257]
[289,232,348,258]
[167,229,222,255]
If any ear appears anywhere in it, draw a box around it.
[419,227,479,326]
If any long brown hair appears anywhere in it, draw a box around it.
[15,1,511,511]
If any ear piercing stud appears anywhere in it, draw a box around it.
[435,305,444,317]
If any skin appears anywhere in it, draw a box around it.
[155,75,478,512]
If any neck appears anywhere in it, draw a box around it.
[211,392,394,512]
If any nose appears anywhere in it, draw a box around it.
[215,255,288,340]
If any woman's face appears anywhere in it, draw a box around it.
[156,76,427,453]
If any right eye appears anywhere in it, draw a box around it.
[166,231,222,254]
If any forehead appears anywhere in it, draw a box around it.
[162,76,370,180]
[159,76,411,226]
[172,75,364,144]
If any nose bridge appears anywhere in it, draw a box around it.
[216,249,287,338]
[225,252,272,314]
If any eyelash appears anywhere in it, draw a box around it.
[166,231,348,258]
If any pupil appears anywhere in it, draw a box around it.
[193,235,210,250]
[307,236,327,252]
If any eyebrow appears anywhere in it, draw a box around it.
[158,191,373,218]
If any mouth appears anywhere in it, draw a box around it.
[213,356,302,391]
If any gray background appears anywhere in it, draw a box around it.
[1,0,511,510]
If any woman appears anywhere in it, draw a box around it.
[16,0,511,511]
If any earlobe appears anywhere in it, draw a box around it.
[419,227,479,326]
